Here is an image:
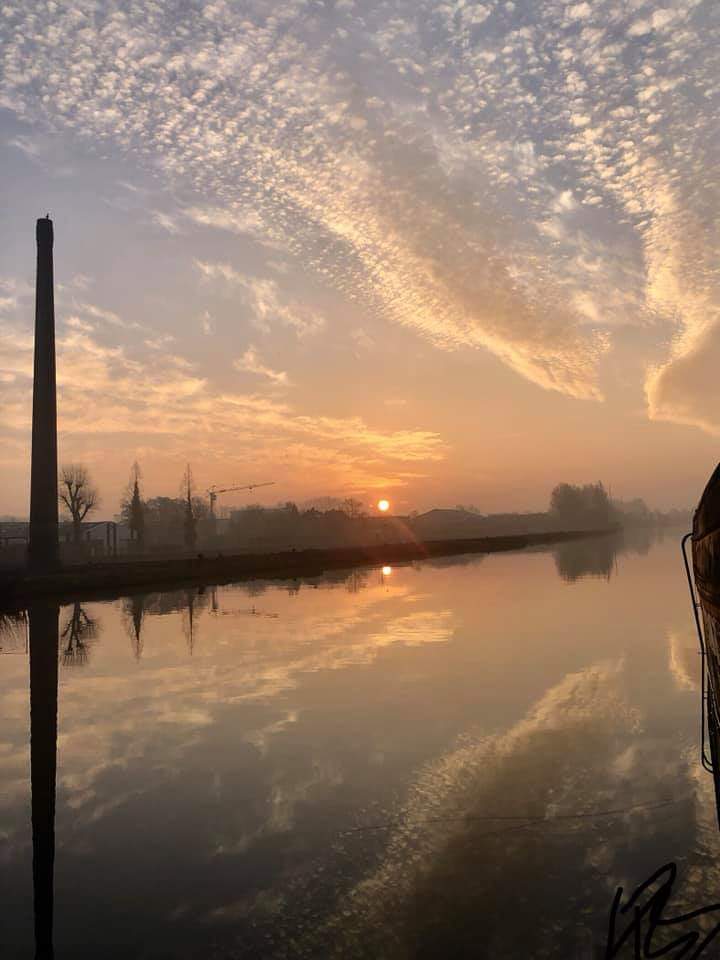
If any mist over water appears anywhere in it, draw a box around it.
[2,533,717,958]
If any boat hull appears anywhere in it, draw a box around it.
[691,469,720,824]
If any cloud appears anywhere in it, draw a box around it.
[350,327,375,352]
[144,333,175,350]
[151,210,183,235]
[70,300,147,332]
[7,134,41,159]
[0,579,451,847]
[667,627,700,692]
[0,0,717,425]
[200,310,214,335]
[0,313,445,498]
[60,273,93,293]
[183,205,269,242]
[152,204,269,242]
[646,320,720,435]
[303,660,697,957]
[234,346,290,387]
[0,0,616,402]
[566,2,592,20]
[196,261,325,338]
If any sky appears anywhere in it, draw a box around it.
[1,0,719,517]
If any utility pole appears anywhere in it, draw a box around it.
[28,217,59,572]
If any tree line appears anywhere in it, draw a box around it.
[549,481,688,529]
[57,461,204,549]
[55,464,689,552]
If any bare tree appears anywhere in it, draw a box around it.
[59,464,100,544]
[61,603,99,666]
[342,497,364,518]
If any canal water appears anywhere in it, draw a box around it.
[2,531,720,958]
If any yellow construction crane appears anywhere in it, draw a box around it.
[207,481,275,518]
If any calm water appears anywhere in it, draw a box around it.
[2,532,720,958]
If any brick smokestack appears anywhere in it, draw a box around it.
[29,217,59,572]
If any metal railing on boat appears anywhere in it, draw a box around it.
[682,531,715,774]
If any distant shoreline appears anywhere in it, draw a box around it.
[0,526,619,608]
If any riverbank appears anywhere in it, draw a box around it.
[0,527,617,608]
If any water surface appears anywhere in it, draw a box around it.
[2,532,718,958]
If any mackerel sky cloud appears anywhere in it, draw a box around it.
[1,0,719,513]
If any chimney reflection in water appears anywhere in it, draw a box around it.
[29,602,59,959]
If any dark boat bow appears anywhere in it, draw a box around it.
[689,463,720,821]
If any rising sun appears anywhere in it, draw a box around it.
[377,499,390,512]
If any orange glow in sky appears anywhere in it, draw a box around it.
[378,499,390,512]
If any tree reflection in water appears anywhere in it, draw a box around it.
[122,594,147,661]
[0,609,27,654]
[553,528,662,584]
[60,603,99,667]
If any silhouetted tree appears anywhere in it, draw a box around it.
[143,496,184,544]
[120,462,145,547]
[141,494,209,548]
[183,464,197,550]
[59,464,99,544]
[130,479,144,544]
[549,482,614,529]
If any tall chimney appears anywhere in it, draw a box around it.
[29,217,59,572]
